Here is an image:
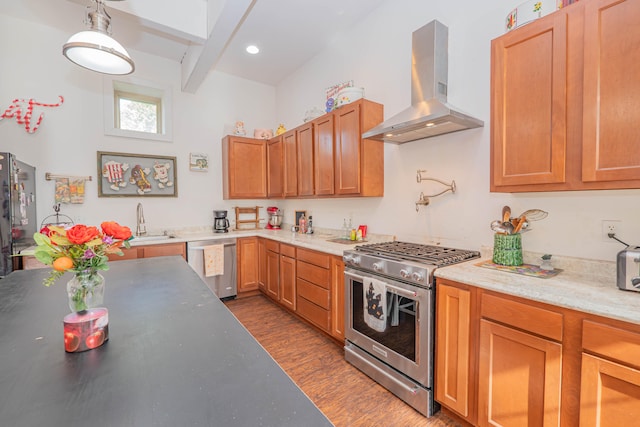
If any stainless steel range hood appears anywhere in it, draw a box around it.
[362,20,483,144]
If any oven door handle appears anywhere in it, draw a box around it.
[345,270,418,299]
[386,284,417,299]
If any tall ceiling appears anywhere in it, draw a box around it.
[1,0,385,92]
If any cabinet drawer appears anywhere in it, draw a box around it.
[280,243,295,258]
[481,292,563,341]
[583,320,640,368]
[297,295,330,332]
[22,256,48,270]
[107,247,141,261]
[297,278,330,310]
[297,260,330,289]
[265,240,280,253]
[297,248,330,269]
[143,243,186,260]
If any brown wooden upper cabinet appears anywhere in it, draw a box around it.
[267,136,284,198]
[297,122,315,197]
[334,100,384,196]
[491,0,640,192]
[223,99,384,200]
[282,130,298,197]
[313,113,335,196]
[222,135,267,199]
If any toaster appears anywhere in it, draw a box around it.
[617,246,640,292]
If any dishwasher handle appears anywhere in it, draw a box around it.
[189,244,236,250]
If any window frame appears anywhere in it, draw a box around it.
[103,76,173,142]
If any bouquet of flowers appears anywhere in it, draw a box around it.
[33,221,133,287]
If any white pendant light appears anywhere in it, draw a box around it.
[63,0,134,75]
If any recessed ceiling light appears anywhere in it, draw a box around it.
[246,45,259,54]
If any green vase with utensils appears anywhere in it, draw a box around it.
[493,233,523,266]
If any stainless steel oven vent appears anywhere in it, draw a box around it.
[362,20,484,144]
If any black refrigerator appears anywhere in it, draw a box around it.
[0,153,37,277]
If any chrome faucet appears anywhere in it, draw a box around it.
[136,203,147,236]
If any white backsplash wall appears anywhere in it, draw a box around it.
[274,0,640,262]
[0,14,276,235]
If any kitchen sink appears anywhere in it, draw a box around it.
[326,237,363,245]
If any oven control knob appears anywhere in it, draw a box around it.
[344,255,360,265]
[400,269,411,279]
[411,272,424,282]
[373,262,383,272]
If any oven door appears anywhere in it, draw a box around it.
[344,267,433,387]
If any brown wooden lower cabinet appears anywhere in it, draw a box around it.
[141,242,186,259]
[296,248,331,333]
[237,237,259,293]
[279,244,296,311]
[435,283,473,420]
[106,242,186,262]
[330,257,345,341]
[253,240,344,341]
[265,246,280,300]
[579,320,640,426]
[478,320,562,427]
[580,354,640,426]
[435,278,640,427]
[257,238,266,292]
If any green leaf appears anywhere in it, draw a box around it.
[43,270,64,287]
[34,250,53,265]
[33,232,50,246]
[50,234,71,246]
[86,237,104,247]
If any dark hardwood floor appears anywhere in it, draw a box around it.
[225,294,462,427]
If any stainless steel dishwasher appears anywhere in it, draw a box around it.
[186,239,237,300]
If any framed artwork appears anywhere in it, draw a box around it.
[189,152,208,172]
[97,151,177,197]
[295,210,307,227]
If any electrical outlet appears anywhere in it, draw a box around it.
[602,220,621,242]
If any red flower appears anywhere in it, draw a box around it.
[66,225,101,245]
[39,226,52,236]
[101,221,132,240]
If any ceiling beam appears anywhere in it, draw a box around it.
[180,0,256,94]
[68,0,208,42]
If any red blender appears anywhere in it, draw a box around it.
[266,207,283,229]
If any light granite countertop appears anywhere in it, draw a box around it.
[129,225,394,257]
[435,247,640,326]
[28,226,639,326]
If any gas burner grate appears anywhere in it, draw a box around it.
[356,241,480,266]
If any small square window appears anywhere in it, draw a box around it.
[115,91,162,134]
[103,77,173,142]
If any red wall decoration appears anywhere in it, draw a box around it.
[1,96,64,134]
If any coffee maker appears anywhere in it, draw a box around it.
[213,210,230,233]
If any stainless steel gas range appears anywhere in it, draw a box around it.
[343,241,480,416]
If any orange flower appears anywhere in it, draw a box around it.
[101,221,132,240]
[66,225,101,245]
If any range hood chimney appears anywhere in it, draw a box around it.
[363,20,483,144]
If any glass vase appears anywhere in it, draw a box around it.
[66,271,105,313]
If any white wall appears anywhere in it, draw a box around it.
[273,0,640,262]
[0,14,275,233]
[3,1,639,263]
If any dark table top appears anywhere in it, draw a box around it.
[0,257,333,427]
